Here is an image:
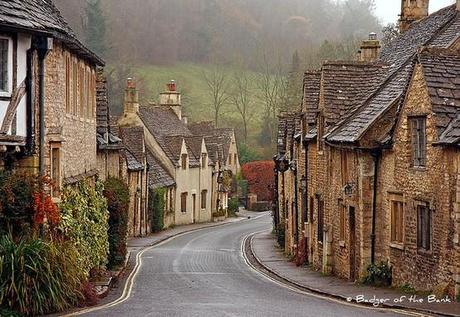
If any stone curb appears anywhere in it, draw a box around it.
[248,232,460,317]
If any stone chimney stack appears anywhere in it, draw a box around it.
[123,78,139,114]
[358,33,381,62]
[399,0,429,32]
[159,80,182,120]
[457,0,460,11]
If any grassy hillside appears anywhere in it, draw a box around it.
[134,63,274,159]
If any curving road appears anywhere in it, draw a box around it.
[83,214,406,317]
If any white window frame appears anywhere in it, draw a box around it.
[0,36,13,97]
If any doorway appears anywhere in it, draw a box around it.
[192,194,197,223]
[349,206,357,281]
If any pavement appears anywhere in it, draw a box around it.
[250,228,460,317]
[76,212,407,317]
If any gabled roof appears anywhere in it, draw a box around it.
[277,112,302,153]
[326,5,460,144]
[146,151,175,189]
[188,121,235,161]
[0,0,103,65]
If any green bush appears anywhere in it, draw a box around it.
[228,198,239,217]
[275,222,285,249]
[149,188,165,233]
[362,261,392,287]
[0,235,84,316]
[104,177,130,269]
[59,180,109,276]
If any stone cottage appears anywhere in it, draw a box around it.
[0,0,104,195]
[118,80,237,226]
[276,0,460,297]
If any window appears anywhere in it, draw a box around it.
[391,200,404,244]
[181,154,187,170]
[65,56,71,113]
[417,204,431,251]
[50,145,61,197]
[228,154,232,165]
[201,190,207,209]
[234,154,237,165]
[410,117,427,167]
[0,38,8,92]
[339,203,346,242]
[181,192,188,213]
[202,153,207,169]
[317,199,324,243]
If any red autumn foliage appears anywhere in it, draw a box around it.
[241,161,275,202]
[33,192,60,227]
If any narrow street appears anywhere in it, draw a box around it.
[82,214,406,317]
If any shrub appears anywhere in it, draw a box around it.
[59,180,109,276]
[362,261,392,287]
[275,222,285,249]
[103,177,130,269]
[241,161,275,202]
[0,235,84,316]
[149,188,166,233]
[228,198,239,217]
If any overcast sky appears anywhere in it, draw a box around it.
[373,0,456,24]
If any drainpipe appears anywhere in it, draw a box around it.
[26,49,34,155]
[36,37,53,176]
[370,148,381,264]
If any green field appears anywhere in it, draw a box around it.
[135,63,275,159]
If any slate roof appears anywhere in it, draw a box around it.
[277,112,301,153]
[146,151,175,189]
[0,0,103,65]
[119,126,145,170]
[303,71,321,125]
[96,70,122,150]
[320,61,387,127]
[188,122,234,162]
[420,48,460,144]
[326,5,460,144]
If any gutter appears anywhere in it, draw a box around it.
[36,37,53,176]
[370,148,381,264]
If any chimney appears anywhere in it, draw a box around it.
[159,80,182,120]
[457,0,460,11]
[358,33,381,62]
[123,78,139,114]
[182,115,188,125]
[399,0,429,32]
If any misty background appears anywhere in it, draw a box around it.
[53,0,406,160]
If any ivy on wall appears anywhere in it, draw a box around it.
[59,180,109,276]
[149,188,165,233]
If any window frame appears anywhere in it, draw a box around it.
[409,116,427,167]
[181,153,188,170]
[181,192,188,213]
[390,198,404,246]
[317,198,324,244]
[0,36,12,97]
[201,190,207,209]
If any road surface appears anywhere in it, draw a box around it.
[83,213,407,317]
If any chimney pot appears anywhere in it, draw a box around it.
[167,80,177,92]
[369,32,377,41]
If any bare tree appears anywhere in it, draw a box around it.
[256,54,287,146]
[202,65,230,127]
[230,69,256,144]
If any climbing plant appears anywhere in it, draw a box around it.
[104,177,130,269]
[149,188,165,233]
[59,180,109,276]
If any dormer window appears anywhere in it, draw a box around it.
[181,153,187,170]
[0,38,11,94]
[202,153,207,168]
